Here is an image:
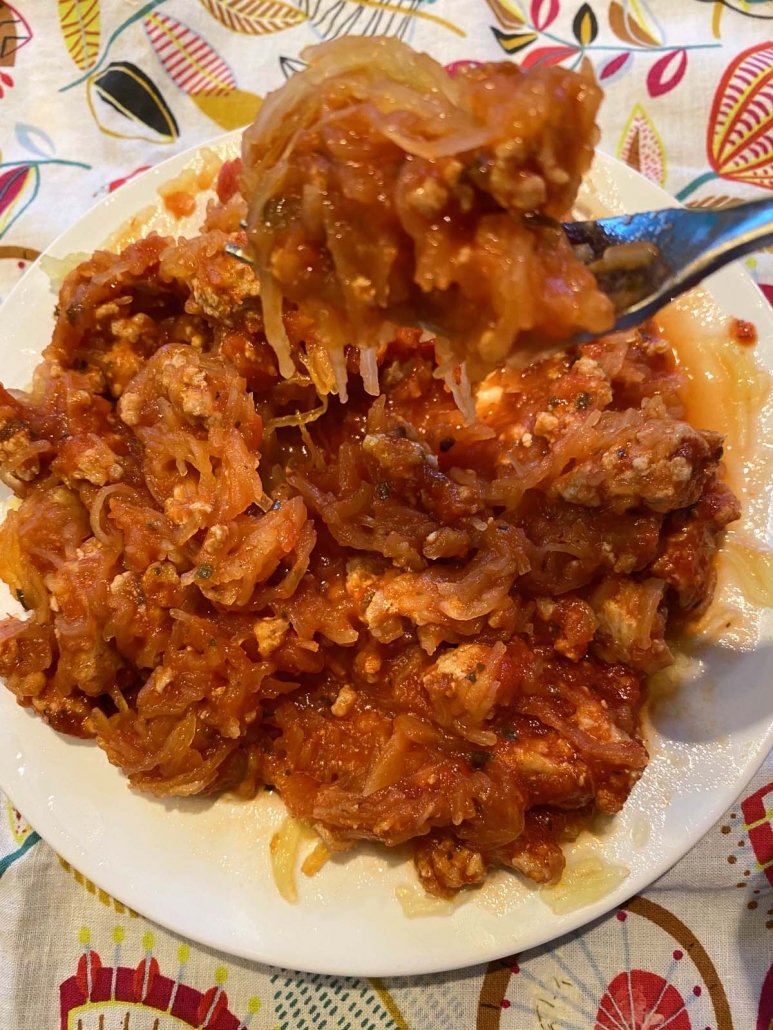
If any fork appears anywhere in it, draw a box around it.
[561,195,773,334]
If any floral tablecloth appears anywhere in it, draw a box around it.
[1,2,773,1028]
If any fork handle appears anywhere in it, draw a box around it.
[687,196,773,277]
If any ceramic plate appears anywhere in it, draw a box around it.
[0,131,772,976]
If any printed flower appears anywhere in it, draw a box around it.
[741,780,773,887]
[61,929,263,1029]
[618,104,667,187]
[708,41,773,190]
[478,898,732,1029]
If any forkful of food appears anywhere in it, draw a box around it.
[225,36,773,409]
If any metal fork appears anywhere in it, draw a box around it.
[561,196,773,333]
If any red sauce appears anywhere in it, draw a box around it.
[729,317,758,346]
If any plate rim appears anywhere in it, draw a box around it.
[0,131,772,977]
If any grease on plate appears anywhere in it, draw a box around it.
[395,883,465,919]
[540,856,629,915]
[658,292,773,646]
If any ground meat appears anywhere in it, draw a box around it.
[552,414,724,513]
[589,577,672,673]
[493,808,589,886]
[652,476,741,613]
[414,835,488,898]
[535,596,598,662]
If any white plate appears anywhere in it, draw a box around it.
[1,132,772,977]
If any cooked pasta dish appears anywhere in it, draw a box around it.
[0,38,739,898]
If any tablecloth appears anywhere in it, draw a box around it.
[1,2,773,1027]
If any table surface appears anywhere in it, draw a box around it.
[1,2,773,1028]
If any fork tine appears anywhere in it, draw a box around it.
[224,242,257,268]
